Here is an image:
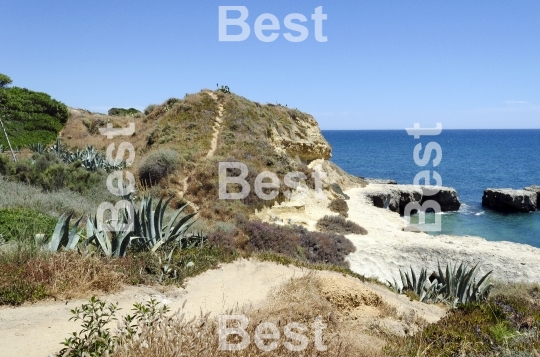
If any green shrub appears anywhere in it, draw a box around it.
[0,151,105,193]
[0,207,57,242]
[385,295,540,356]
[108,107,141,116]
[316,215,368,235]
[138,149,180,185]
[328,197,349,217]
[0,78,68,147]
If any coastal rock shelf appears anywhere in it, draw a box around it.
[364,185,461,214]
[482,188,538,213]
[525,185,540,202]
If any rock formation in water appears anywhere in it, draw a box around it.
[365,185,461,214]
[482,188,537,213]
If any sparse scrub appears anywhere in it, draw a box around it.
[58,274,389,357]
[317,215,368,235]
[241,220,356,267]
[144,104,158,115]
[385,295,540,356]
[0,174,113,217]
[207,229,237,253]
[328,197,349,217]
[137,149,180,185]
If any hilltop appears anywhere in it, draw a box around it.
[60,89,364,219]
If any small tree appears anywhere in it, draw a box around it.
[0,73,17,161]
[0,73,12,88]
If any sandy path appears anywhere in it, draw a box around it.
[0,259,305,357]
[205,91,223,158]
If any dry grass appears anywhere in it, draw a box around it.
[0,250,154,305]
[113,273,396,357]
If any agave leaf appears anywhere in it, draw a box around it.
[65,215,83,250]
[48,212,73,251]
[400,269,408,290]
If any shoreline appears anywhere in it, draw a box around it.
[256,184,540,284]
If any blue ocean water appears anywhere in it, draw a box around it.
[322,130,540,248]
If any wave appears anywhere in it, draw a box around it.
[458,203,485,216]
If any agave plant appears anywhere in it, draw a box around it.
[387,266,442,303]
[436,261,492,307]
[29,142,45,153]
[85,210,135,257]
[47,212,83,251]
[388,261,492,307]
[132,195,198,252]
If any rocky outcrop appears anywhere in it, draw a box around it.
[365,185,461,214]
[525,185,540,202]
[482,189,537,213]
[267,112,332,162]
[361,177,398,185]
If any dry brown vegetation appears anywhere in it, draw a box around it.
[0,250,154,305]
[328,197,349,217]
[317,215,368,235]
[112,273,416,357]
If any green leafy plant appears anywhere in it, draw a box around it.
[0,208,57,243]
[57,296,170,357]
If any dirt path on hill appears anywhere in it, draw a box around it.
[0,258,447,357]
[205,91,224,158]
[0,260,305,357]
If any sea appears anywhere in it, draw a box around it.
[322,130,540,248]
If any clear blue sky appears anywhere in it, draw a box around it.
[1,1,539,129]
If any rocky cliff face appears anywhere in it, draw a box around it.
[266,109,332,163]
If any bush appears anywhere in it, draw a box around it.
[138,149,180,185]
[1,152,105,193]
[241,220,356,267]
[0,82,68,147]
[207,230,236,253]
[328,198,349,217]
[108,107,141,116]
[144,104,158,115]
[317,215,368,235]
[0,208,57,243]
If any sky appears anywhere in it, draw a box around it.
[1,0,539,129]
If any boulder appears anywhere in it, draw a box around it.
[482,188,537,213]
[366,185,460,214]
[422,187,461,211]
[524,185,540,202]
